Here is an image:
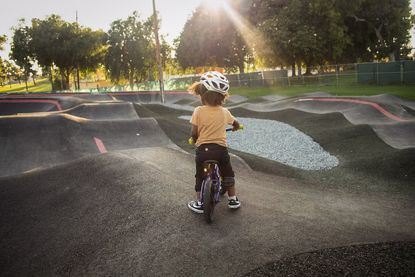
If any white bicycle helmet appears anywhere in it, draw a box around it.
[200,71,229,94]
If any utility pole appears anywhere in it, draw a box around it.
[152,0,165,103]
[76,10,80,91]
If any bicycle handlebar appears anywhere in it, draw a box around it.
[226,124,244,132]
[188,124,244,145]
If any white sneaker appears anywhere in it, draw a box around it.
[228,197,241,209]
[188,200,204,213]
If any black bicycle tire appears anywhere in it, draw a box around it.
[203,178,215,223]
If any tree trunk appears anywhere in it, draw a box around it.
[238,62,245,74]
[388,50,398,62]
[77,68,80,90]
[49,66,54,91]
[129,70,134,85]
[73,71,77,90]
[297,62,302,76]
[60,71,65,90]
[374,24,383,43]
[64,69,71,90]
[32,76,36,86]
[25,74,28,92]
[305,65,312,75]
[291,63,296,77]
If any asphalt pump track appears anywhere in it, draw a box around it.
[0,93,414,276]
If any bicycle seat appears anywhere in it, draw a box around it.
[203,160,219,165]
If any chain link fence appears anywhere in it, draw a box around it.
[76,61,415,93]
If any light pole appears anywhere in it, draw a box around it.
[152,0,165,103]
[76,10,80,90]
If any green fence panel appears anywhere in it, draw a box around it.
[238,73,251,87]
[403,61,415,84]
[263,70,288,86]
[225,74,241,87]
[357,63,376,84]
[248,72,264,87]
[167,77,194,90]
[377,62,401,85]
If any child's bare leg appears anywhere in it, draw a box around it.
[227,185,236,197]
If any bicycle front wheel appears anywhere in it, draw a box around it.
[203,178,216,223]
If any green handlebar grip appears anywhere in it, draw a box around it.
[188,137,194,145]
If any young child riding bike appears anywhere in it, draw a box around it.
[187,71,241,214]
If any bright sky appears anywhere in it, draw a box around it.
[0,0,414,59]
[0,0,203,59]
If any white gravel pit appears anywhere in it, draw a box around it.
[179,116,339,170]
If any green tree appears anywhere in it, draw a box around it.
[30,15,106,90]
[258,0,349,74]
[1,60,19,87]
[251,0,414,66]
[0,35,6,85]
[176,5,249,73]
[105,12,155,84]
[10,19,34,91]
[0,58,5,86]
[344,0,414,61]
[0,35,6,51]
[73,27,106,89]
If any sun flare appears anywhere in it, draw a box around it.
[201,0,227,11]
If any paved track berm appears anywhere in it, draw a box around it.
[0,93,414,276]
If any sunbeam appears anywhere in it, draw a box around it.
[208,1,271,64]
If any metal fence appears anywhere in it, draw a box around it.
[356,61,415,85]
[76,61,415,93]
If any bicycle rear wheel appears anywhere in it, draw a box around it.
[203,178,216,223]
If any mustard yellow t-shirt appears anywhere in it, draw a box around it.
[190,105,235,147]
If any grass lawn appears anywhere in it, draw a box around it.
[1,78,414,101]
[231,84,415,100]
[0,78,52,93]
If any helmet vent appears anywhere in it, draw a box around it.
[199,71,230,94]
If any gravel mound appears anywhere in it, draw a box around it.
[179,116,338,170]
[244,241,415,277]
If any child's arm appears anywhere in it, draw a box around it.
[191,124,198,143]
[232,120,240,131]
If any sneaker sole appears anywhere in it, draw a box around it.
[188,203,204,214]
[228,204,241,209]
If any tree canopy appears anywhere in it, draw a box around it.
[105,12,156,84]
[249,0,414,70]
[176,5,249,72]
[0,35,6,51]
[29,15,106,89]
[10,20,35,89]
[345,0,414,61]
[3,0,414,90]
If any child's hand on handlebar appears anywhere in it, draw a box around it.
[188,137,194,145]
[232,123,244,132]
[190,124,244,144]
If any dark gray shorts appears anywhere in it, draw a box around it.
[194,143,235,192]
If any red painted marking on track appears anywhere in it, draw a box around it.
[299,97,407,122]
[94,137,107,153]
[109,91,188,96]
[0,91,188,97]
[0,99,62,111]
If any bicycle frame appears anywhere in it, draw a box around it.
[188,123,244,222]
[200,161,221,204]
